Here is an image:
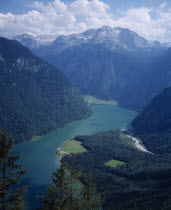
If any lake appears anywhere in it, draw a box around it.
[14,104,137,209]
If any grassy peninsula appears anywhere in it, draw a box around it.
[57,139,87,155]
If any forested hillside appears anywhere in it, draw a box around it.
[0,37,91,143]
[63,131,171,209]
[132,86,171,154]
[132,86,171,133]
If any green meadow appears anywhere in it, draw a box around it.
[105,159,125,168]
[62,140,87,154]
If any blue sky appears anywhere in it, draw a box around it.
[0,0,171,41]
[1,0,171,14]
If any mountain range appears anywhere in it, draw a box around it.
[14,26,169,51]
[14,26,171,111]
[13,33,58,49]
[0,37,91,143]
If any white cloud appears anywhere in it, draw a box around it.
[160,2,166,9]
[70,0,110,17]
[0,0,113,36]
[111,7,167,40]
[68,0,116,31]
[33,0,67,13]
[0,0,171,41]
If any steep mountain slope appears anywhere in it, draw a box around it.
[132,86,171,154]
[34,26,166,110]
[0,37,91,143]
[132,86,171,133]
[133,47,171,127]
[151,48,171,92]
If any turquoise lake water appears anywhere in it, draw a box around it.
[14,104,137,209]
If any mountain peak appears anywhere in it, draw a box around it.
[51,26,151,52]
[100,25,113,31]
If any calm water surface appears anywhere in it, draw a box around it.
[14,105,137,208]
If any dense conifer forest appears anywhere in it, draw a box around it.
[63,130,171,209]
[0,38,91,143]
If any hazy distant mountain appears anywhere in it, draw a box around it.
[50,26,164,52]
[13,33,58,49]
[33,26,168,110]
[0,37,91,142]
[163,42,171,48]
[14,34,40,49]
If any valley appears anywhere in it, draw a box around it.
[14,104,137,209]
[1,0,171,209]
[0,27,171,209]
[8,25,171,117]
[30,26,170,111]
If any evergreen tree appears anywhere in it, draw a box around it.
[0,131,27,210]
[82,173,101,209]
[40,162,82,210]
[40,162,101,210]
[40,162,68,210]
